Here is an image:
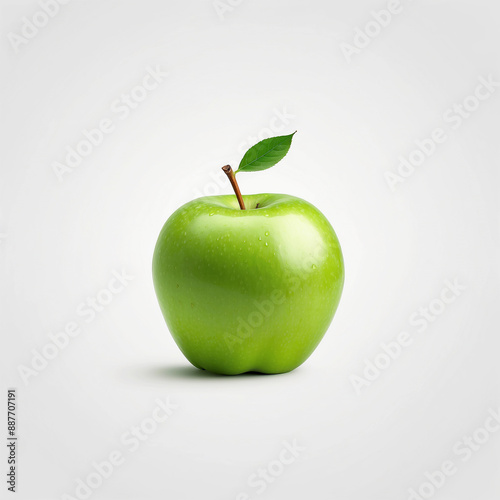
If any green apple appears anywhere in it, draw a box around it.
[152,132,344,374]
[153,193,344,374]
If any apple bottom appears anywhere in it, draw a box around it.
[170,273,342,375]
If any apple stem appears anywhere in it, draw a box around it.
[222,165,246,210]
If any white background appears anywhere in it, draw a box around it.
[1,1,499,499]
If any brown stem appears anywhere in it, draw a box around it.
[222,165,246,210]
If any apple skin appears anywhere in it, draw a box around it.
[152,193,344,375]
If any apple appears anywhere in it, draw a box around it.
[152,133,344,374]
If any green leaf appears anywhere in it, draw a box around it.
[236,132,296,173]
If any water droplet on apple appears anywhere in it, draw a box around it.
[312,264,317,269]
[265,242,268,246]
[209,212,214,216]
[265,231,270,236]
[258,236,262,241]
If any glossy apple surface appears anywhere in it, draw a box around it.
[153,193,344,374]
